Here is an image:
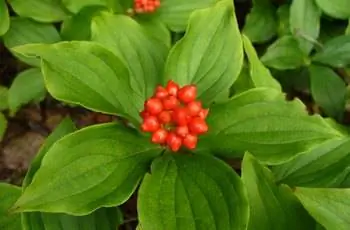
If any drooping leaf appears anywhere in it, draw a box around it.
[312,35,350,68]
[62,0,107,13]
[243,0,277,43]
[14,123,162,215]
[199,88,344,164]
[309,65,346,120]
[0,183,22,230]
[156,0,217,32]
[242,34,281,91]
[295,187,350,230]
[315,0,350,19]
[92,12,169,100]
[8,0,68,22]
[138,154,249,230]
[290,0,321,54]
[165,0,243,105]
[13,42,142,124]
[0,0,9,36]
[61,5,106,41]
[8,68,46,115]
[0,113,7,141]
[277,4,291,36]
[242,153,315,230]
[273,137,350,187]
[261,35,308,70]
[3,17,61,67]
[0,86,8,111]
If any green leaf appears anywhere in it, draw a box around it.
[8,68,46,115]
[8,0,69,22]
[0,113,7,141]
[13,41,142,124]
[14,123,161,215]
[273,138,350,187]
[230,66,254,95]
[92,12,169,100]
[23,208,123,230]
[315,0,350,19]
[312,35,350,68]
[0,0,9,36]
[295,187,350,230]
[61,5,106,41]
[199,88,344,164]
[156,0,216,32]
[0,183,22,230]
[346,19,350,35]
[242,153,315,230]
[62,0,107,13]
[261,35,308,70]
[0,86,8,111]
[3,17,61,67]
[242,34,282,91]
[277,5,291,36]
[22,117,77,188]
[290,0,321,54]
[138,154,249,230]
[309,65,346,120]
[136,18,171,48]
[165,0,243,105]
[242,0,277,43]
[21,118,123,230]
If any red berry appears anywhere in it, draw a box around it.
[186,101,202,116]
[154,0,160,7]
[198,109,209,119]
[172,108,190,126]
[167,132,182,152]
[140,110,150,119]
[141,116,160,132]
[178,85,197,103]
[158,110,172,124]
[145,98,163,115]
[152,129,168,144]
[183,134,198,149]
[189,118,208,134]
[175,125,189,137]
[155,86,168,99]
[162,96,179,110]
[165,80,179,96]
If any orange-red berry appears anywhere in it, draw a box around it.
[172,108,190,126]
[152,129,168,144]
[162,95,179,110]
[183,134,198,149]
[189,118,208,134]
[155,86,168,99]
[145,98,163,115]
[198,109,209,119]
[187,101,202,116]
[178,85,197,103]
[158,110,172,124]
[175,125,189,138]
[165,80,179,96]
[167,132,182,152]
[141,116,160,132]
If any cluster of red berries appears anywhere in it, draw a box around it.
[140,81,209,152]
[134,0,160,13]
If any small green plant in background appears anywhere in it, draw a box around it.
[1,0,350,230]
